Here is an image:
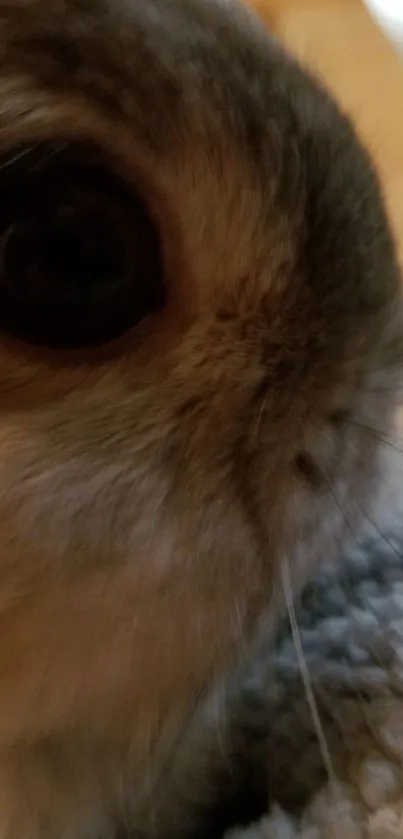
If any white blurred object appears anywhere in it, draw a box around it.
[364,0,403,53]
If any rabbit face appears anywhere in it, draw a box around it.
[0,1,400,836]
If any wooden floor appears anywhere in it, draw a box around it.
[245,0,403,266]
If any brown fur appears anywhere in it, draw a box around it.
[0,0,400,836]
[249,0,403,268]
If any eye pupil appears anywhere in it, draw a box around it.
[0,144,164,348]
[47,206,129,289]
[4,206,130,295]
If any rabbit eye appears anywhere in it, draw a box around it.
[0,143,164,349]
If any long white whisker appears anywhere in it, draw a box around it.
[281,557,336,786]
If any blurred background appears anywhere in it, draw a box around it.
[366,0,403,52]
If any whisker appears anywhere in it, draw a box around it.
[322,472,377,607]
[25,141,71,173]
[0,145,35,172]
[252,391,269,444]
[324,471,366,559]
[353,498,403,561]
[281,556,336,786]
[315,684,396,768]
[0,141,71,176]
[345,419,403,455]
[324,474,403,682]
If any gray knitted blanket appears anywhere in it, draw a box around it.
[228,475,403,839]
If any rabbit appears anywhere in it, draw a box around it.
[0,0,400,836]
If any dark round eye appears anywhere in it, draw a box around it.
[0,143,164,348]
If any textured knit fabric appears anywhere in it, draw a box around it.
[226,509,403,839]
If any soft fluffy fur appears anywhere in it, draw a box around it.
[248,0,403,267]
[0,1,401,836]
